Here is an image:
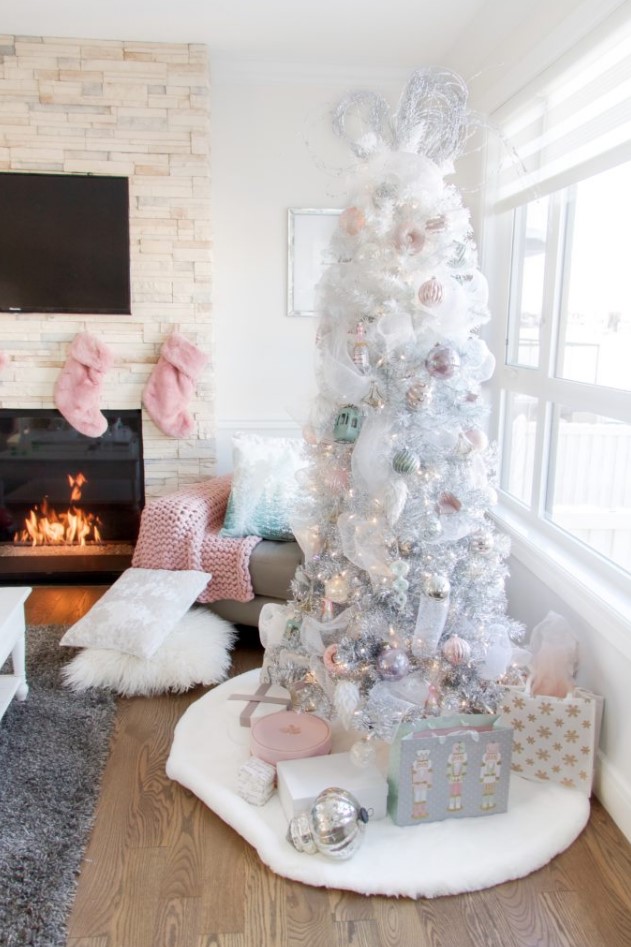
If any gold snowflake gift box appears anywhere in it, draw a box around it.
[498,687,604,796]
[388,719,513,825]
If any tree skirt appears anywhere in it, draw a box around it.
[167,669,590,899]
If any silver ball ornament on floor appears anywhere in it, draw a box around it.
[287,787,370,860]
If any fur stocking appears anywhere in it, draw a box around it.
[142,333,208,438]
[54,331,114,438]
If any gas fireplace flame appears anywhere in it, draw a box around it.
[15,472,103,547]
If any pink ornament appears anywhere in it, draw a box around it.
[394,223,425,255]
[437,492,462,515]
[340,207,366,236]
[418,277,444,307]
[323,643,349,678]
[464,428,489,451]
[426,344,460,379]
[442,636,472,666]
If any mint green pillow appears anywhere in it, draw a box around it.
[221,434,305,541]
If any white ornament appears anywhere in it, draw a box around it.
[334,680,362,728]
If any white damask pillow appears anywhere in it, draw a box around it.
[59,567,211,659]
[220,433,305,541]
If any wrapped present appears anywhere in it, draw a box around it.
[277,751,388,821]
[498,685,603,795]
[236,757,276,806]
[388,721,513,825]
[227,682,292,727]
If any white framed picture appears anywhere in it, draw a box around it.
[287,208,341,317]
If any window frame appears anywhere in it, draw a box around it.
[484,152,631,635]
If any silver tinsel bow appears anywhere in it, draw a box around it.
[331,67,476,165]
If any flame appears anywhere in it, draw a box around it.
[15,473,103,547]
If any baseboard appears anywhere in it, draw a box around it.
[594,751,631,843]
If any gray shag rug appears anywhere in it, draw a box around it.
[0,625,117,947]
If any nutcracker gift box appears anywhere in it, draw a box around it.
[388,718,513,825]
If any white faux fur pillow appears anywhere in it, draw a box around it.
[59,567,211,659]
[62,607,236,697]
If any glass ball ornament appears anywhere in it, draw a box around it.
[471,530,495,556]
[426,344,461,379]
[394,223,426,256]
[425,215,446,233]
[289,680,333,717]
[339,206,366,236]
[324,573,350,604]
[422,573,451,600]
[419,513,443,541]
[392,448,421,475]
[442,635,472,666]
[406,381,433,410]
[373,180,399,208]
[376,643,410,681]
[418,276,444,307]
[350,736,377,769]
[287,788,370,860]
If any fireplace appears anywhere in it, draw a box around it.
[0,409,144,583]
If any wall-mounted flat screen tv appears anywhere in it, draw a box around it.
[0,171,131,314]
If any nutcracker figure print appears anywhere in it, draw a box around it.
[411,749,433,819]
[480,740,502,810]
[446,740,468,811]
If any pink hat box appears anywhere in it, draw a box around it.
[250,710,332,765]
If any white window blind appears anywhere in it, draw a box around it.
[494,17,631,211]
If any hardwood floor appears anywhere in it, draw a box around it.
[25,586,631,947]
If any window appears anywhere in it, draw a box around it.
[487,17,631,590]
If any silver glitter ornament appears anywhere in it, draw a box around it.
[422,573,451,599]
[288,788,370,860]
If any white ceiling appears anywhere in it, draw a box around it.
[0,0,530,72]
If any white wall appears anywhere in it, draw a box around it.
[210,65,406,471]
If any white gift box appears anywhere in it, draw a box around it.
[276,751,388,821]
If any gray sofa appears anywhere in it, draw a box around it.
[208,538,303,627]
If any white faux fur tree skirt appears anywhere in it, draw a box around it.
[167,669,590,899]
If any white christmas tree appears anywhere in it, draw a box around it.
[261,69,522,757]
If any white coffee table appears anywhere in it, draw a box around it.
[0,587,32,721]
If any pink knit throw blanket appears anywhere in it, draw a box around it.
[131,475,261,604]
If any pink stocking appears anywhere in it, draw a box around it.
[142,333,208,438]
[54,331,114,438]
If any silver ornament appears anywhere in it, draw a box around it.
[419,513,443,540]
[422,573,451,599]
[471,530,495,556]
[287,788,370,860]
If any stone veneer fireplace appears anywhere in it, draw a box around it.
[0,409,144,582]
[0,35,216,500]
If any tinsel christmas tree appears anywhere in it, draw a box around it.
[261,69,522,760]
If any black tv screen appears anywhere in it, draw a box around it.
[0,171,131,314]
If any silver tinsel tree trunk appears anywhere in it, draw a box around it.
[261,68,523,758]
